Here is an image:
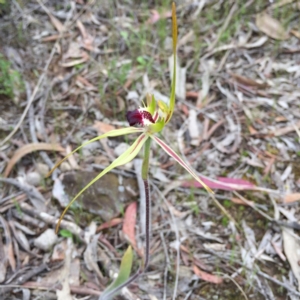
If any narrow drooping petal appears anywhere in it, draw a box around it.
[126,109,155,127]
[151,135,213,193]
[55,134,148,232]
[47,127,143,177]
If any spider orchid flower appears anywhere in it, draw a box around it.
[47,4,212,298]
[47,4,211,231]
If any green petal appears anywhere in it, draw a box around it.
[100,245,133,300]
[148,119,165,134]
[46,127,143,177]
[55,134,148,232]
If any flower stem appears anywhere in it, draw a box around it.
[100,139,152,300]
[142,137,151,269]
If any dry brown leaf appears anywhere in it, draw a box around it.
[272,120,300,136]
[0,236,6,283]
[256,13,289,40]
[65,145,80,170]
[283,228,300,290]
[93,121,115,134]
[123,202,138,251]
[230,72,268,88]
[291,29,300,39]
[49,14,65,33]
[283,193,300,203]
[4,143,65,177]
[231,197,254,206]
[193,265,223,284]
[61,56,89,67]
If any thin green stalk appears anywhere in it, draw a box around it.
[100,138,152,300]
[142,137,151,180]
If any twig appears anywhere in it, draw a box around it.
[27,82,59,179]
[0,178,45,204]
[134,159,146,236]
[0,264,47,296]
[18,202,84,241]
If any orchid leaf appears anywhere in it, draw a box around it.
[151,135,213,194]
[46,127,143,177]
[100,246,133,300]
[55,134,148,232]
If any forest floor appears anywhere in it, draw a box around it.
[1,0,300,299]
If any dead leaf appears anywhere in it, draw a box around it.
[4,143,65,177]
[193,265,223,284]
[182,176,255,191]
[61,52,89,67]
[283,228,300,291]
[49,14,65,33]
[0,234,7,283]
[56,239,73,300]
[65,145,80,170]
[231,197,254,206]
[122,202,137,251]
[256,13,289,40]
[283,193,300,203]
[272,120,300,136]
[93,121,115,134]
[188,109,200,146]
[97,218,123,232]
[230,72,268,88]
[146,9,172,24]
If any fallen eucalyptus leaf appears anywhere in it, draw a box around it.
[256,13,289,40]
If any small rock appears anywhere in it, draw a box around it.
[114,143,133,169]
[25,172,41,186]
[81,140,100,157]
[36,163,49,177]
[52,240,67,261]
[185,83,193,91]
[60,161,72,172]
[34,229,57,251]
[114,143,130,157]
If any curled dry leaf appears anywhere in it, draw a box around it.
[256,13,289,40]
[193,265,223,284]
[282,228,300,291]
[122,202,138,252]
[283,193,300,203]
[4,143,65,177]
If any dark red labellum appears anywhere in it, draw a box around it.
[126,109,154,127]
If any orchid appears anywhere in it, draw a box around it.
[47,3,212,299]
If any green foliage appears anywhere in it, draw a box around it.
[0,54,23,99]
[100,246,133,300]
[59,229,73,238]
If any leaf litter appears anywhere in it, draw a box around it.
[1,0,300,299]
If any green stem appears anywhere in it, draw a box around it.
[142,137,151,180]
[100,138,152,300]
